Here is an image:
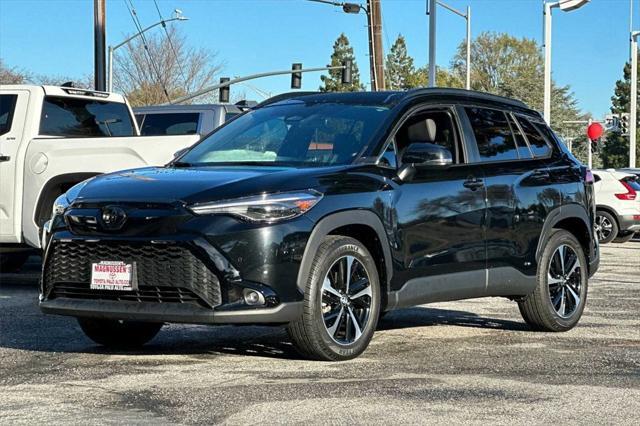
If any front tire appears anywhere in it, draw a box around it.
[518,230,588,332]
[595,210,618,244]
[287,236,381,361]
[77,318,163,348]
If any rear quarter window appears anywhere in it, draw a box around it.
[516,116,553,158]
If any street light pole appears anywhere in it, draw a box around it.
[630,31,639,168]
[107,13,188,92]
[543,0,590,124]
[427,0,437,87]
[433,1,471,90]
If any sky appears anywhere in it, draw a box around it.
[0,0,634,118]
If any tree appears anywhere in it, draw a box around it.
[319,33,364,92]
[601,59,640,168]
[113,26,222,106]
[385,35,416,90]
[0,59,29,84]
[451,32,584,135]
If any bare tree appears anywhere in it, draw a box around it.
[113,26,223,106]
[0,59,30,84]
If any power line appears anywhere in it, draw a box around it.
[152,0,189,90]
[124,0,171,103]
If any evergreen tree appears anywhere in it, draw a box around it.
[319,33,364,92]
[385,35,416,90]
[601,59,640,168]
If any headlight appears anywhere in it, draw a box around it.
[188,190,322,223]
[51,193,70,218]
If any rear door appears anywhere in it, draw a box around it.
[461,106,554,295]
[0,90,29,241]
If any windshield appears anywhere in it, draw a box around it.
[179,100,390,166]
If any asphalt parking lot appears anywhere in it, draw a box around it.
[1,243,639,425]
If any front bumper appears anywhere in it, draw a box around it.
[40,298,302,325]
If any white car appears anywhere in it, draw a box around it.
[592,169,640,244]
[0,85,199,272]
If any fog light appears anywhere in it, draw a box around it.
[243,289,265,306]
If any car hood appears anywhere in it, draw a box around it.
[73,165,351,205]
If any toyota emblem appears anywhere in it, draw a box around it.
[101,206,127,230]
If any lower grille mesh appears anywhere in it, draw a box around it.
[44,241,221,308]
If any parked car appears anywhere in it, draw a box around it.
[40,89,598,361]
[134,102,252,137]
[0,84,199,272]
[592,169,640,244]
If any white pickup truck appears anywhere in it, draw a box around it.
[0,85,200,271]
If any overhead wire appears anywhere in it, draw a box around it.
[152,0,189,91]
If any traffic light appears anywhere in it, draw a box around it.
[620,113,630,136]
[219,77,230,103]
[604,114,619,132]
[591,138,600,153]
[341,60,352,85]
[291,63,302,89]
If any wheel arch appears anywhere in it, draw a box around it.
[296,210,393,300]
[33,172,99,227]
[595,205,620,228]
[537,204,593,266]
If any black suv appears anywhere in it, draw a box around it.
[41,89,599,361]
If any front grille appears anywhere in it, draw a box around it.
[50,282,207,306]
[44,241,221,308]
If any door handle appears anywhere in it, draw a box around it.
[463,177,484,190]
[0,155,10,162]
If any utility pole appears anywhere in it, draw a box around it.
[427,0,437,87]
[630,31,639,168]
[94,0,106,91]
[370,0,385,90]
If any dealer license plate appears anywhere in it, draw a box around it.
[90,261,136,291]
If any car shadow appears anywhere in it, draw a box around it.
[0,288,531,360]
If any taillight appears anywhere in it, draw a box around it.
[615,180,637,200]
[585,169,595,184]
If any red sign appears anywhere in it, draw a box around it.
[587,122,604,140]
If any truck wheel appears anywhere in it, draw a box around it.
[613,231,635,244]
[518,230,588,332]
[0,252,30,273]
[77,318,163,348]
[595,210,618,244]
[287,236,380,361]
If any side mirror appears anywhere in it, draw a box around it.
[174,148,189,159]
[398,143,453,181]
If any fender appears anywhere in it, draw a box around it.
[536,203,592,262]
[295,210,393,295]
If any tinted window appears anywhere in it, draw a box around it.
[465,107,518,161]
[623,176,640,191]
[396,109,461,164]
[181,101,390,166]
[139,112,200,136]
[507,114,532,159]
[0,94,18,136]
[593,174,601,183]
[517,116,552,158]
[40,96,135,137]
[224,112,239,122]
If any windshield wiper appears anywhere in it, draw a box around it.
[171,161,193,168]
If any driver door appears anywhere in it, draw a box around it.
[390,106,488,306]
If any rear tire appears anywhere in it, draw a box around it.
[595,210,618,244]
[613,231,635,244]
[287,236,380,361]
[77,318,162,348]
[518,230,588,332]
[0,252,30,273]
